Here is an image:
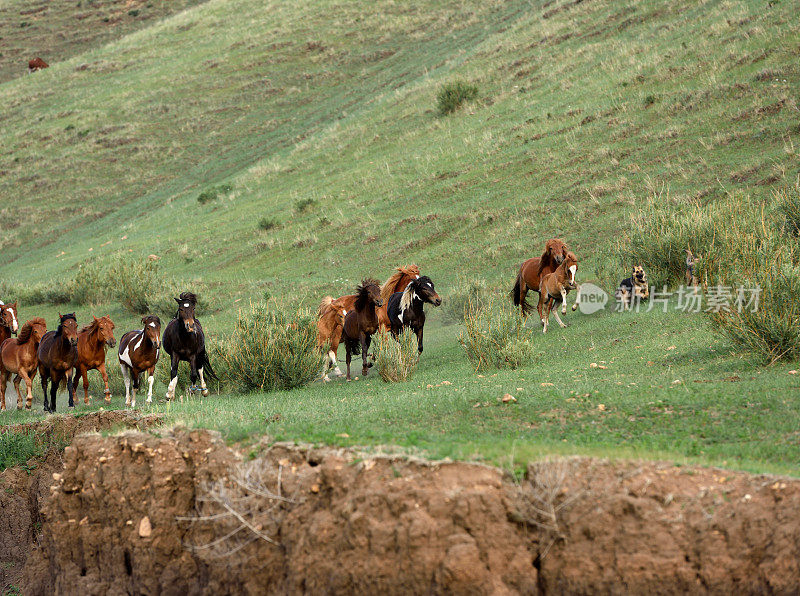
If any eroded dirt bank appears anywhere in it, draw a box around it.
[0,411,161,592]
[18,428,800,594]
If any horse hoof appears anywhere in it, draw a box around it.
[202,389,209,397]
[146,398,152,404]
[572,304,578,311]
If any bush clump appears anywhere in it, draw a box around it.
[258,217,279,231]
[374,329,420,382]
[436,80,478,115]
[213,304,323,392]
[458,295,536,371]
[197,184,234,204]
[776,186,800,237]
[441,276,491,324]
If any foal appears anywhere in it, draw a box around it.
[163,292,217,400]
[0,318,46,410]
[119,315,161,408]
[511,239,570,316]
[72,315,116,405]
[0,301,19,346]
[537,252,578,333]
[341,279,383,381]
[38,313,79,412]
[386,276,441,354]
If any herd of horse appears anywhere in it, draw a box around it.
[0,239,575,411]
[0,292,216,412]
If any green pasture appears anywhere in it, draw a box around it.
[0,0,799,473]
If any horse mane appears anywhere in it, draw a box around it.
[179,291,197,305]
[380,265,419,303]
[55,313,77,337]
[17,317,45,344]
[399,280,417,312]
[354,279,380,311]
[78,317,102,336]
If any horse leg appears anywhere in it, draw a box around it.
[49,372,59,412]
[78,365,90,405]
[198,365,209,397]
[188,356,199,396]
[146,366,156,404]
[361,333,369,377]
[98,362,111,403]
[166,355,179,400]
[40,367,50,413]
[66,369,76,409]
[537,291,547,327]
[345,344,352,382]
[415,326,424,354]
[552,305,567,329]
[331,328,344,378]
[24,368,36,410]
[12,374,22,410]
[131,371,140,409]
[121,363,132,407]
[0,370,7,411]
[561,288,568,315]
[542,300,551,334]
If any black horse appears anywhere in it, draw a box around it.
[162,292,217,399]
[386,276,441,354]
[37,313,79,412]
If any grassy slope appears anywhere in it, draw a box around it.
[1,0,799,473]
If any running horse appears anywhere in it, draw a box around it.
[118,315,161,408]
[317,265,420,381]
[0,318,46,410]
[386,276,442,354]
[0,301,19,346]
[163,292,217,400]
[511,239,571,316]
[341,279,383,381]
[38,313,79,412]
[72,315,116,405]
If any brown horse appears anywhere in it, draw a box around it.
[38,313,79,412]
[72,316,116,405]
[342,279,383,381]
[318,265,419,381]
[538,252,578,333]
[0,301,19,347]
[118,315,161,408]
[511,239,570,316]
[0,318,47,410]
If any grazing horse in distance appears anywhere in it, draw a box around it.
[38,313,79,412]
[163,292,217,400]
[28,57,49,73]
[0,318,46,410]
[0,301,19,347]
[538,252,578,333]
[119,315,161,408]
[72,316,116,405]
[386,276,442,354]
[341,279,383,381]
[511,238,570,316]
[317,265,419,381]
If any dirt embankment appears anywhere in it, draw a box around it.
[18,427,800,594]
[0,411,161,592]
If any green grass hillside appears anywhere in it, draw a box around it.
[1,0,799,473]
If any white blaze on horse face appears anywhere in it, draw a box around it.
[149,321,156,327]
[415,275,420,279]
[569,265,576,284]
[183,303,189,308]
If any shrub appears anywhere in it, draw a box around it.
[441,276,491,324]
[374,329,420,382]
[258,217,279,231]
[212,304,323,392]
[107,255,164,314]
[294,198,317,213]
[197,184,234,204]
[436,80,478,115]
[458,295,535,371]
[71,261,108,305]
[776,186,800,237]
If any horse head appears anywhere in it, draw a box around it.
[0,302,18,335]
[96,315,116,348]
[564,252,578,288]
[174,294,197,333]
[414,276,442,306]
[355,279,383,311]
[142,315,162,348]
[544,238,569,266]
[58,313,79,347]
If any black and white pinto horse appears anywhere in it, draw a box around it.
[386,276,442,353]
[162,292,217,399]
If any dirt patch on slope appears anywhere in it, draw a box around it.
[20,429,800,594]
[0,411,162,592]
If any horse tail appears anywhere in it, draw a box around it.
[510,271,532,315]
[201,351,218,381]
[318,296,334,319]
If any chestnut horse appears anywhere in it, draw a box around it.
[72,316,116,405]
[511,239,570,316]
[163,292,217,400]
[0,318,46,410]
[342,279,383,381]
[318,265,419,381]
[0,301,19,347]
[38,313,79,412]
[538,252,578,333]
[119,315,161,408]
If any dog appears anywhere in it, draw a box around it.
[616,265,649,310]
